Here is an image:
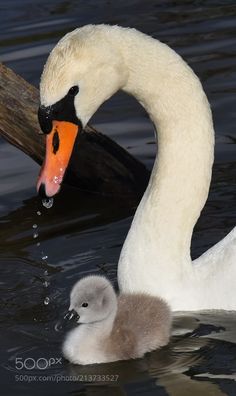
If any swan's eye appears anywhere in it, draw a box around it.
[81,302,88,308]
[68,86,79,96]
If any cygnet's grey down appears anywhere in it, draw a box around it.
[62,275,172,365]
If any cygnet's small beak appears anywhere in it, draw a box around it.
[64,309,80,322]
[55,308,80,332]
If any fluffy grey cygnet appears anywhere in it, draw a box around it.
[62,275,172,365]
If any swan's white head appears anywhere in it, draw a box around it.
[37,25,128,197]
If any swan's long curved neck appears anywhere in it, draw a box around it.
[115,30,214,277]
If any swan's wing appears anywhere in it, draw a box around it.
[194,226,236,270]
[193,226,236,310]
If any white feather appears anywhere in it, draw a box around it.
[40,25,236,311]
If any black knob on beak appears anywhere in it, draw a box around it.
[38,105,53,134]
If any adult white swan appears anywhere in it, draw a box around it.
[37,25,236,311]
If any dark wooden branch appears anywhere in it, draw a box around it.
[0,63,149,201]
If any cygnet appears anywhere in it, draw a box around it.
[62,275,172,365]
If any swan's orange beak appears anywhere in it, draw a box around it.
[37,121,80,198]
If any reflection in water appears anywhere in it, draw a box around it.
[0,0,236,395]
[54,313,235,395]
[158,374,227,396]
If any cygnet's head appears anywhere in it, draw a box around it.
[69,275,117,324]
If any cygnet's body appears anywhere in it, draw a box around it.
[62,275,172,365]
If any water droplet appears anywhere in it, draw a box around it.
[33,232,39,239]
[53,175,63,184]
[37,242,40,247]
[32,224,38,229]
[44,297,50,305]
[43,281,50,288]
[42,198,54,209]
[44,270,48,276]
[54,322,62,332]
[42,255,48,260]
[37,211,41,216]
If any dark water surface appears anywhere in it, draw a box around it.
[0,1,236,395]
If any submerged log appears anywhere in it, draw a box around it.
[0,63,149,201]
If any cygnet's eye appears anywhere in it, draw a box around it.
[68,86,79,96]
[81,302,88,308]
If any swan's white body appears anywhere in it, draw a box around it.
[40,25,236,311]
